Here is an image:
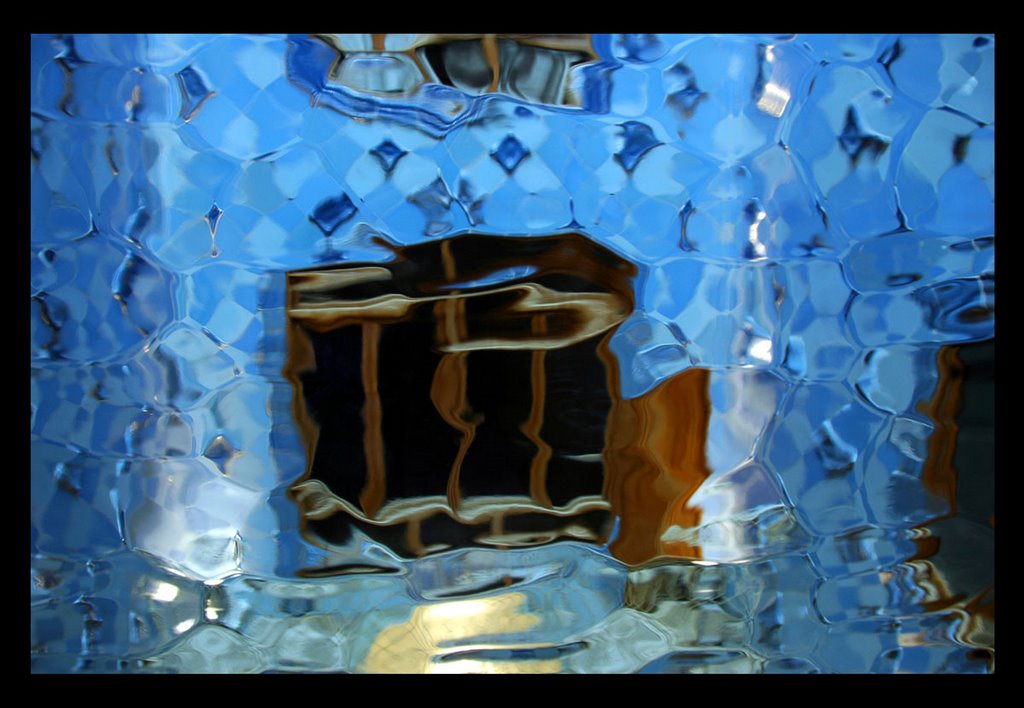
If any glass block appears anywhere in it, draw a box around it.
[31,33,994,674]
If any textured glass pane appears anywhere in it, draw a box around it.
[31,33,994,674]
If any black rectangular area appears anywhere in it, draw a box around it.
[285,233,637,558]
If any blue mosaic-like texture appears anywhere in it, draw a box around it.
[31,34,993,673]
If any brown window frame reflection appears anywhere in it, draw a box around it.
[284,232,712,569]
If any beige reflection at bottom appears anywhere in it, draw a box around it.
[361,592,562,673]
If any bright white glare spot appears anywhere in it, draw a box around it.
[174,619,196,634]
[692,560,719,567]
[748,221,759,242]
[149,581,180,603]
[748,206,767,255]
[748,337,773,363]
[205,607,219,621]
[431,659,496,674]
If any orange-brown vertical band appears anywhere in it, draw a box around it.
[601,336,712,565]
[430,351,477,511]
[918,345,965,522]
[524,314,553,507]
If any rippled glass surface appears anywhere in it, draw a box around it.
[31,33,994,673]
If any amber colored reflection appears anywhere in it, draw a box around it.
[524,315,553,507]
[956,583,995,653]
[602,355,712,565]
[916,345,965,518]
[907,345,972,565]
[429,351,477,511]
[907,344,994,663]
[361,592,562,673]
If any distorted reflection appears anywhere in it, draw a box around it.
[285,233,724,567]
[362,592,562,673]
[321,34,598,106]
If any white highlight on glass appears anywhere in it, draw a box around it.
[748,337,773,364]
[148,581,180,603]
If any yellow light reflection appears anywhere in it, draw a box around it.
[361,591,563,674]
